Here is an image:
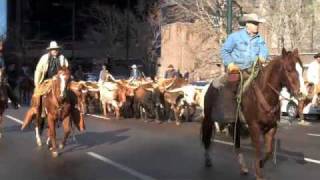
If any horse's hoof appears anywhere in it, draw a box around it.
[256,177,265,180]
[52,151,59,158]
[37,140,42,147]
[240,167,249,175]
[205,158,212,167]
[47,142,52,150]
[176,121,181,126]
[59,144,64,150]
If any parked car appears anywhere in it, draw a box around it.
[84,73,99,82]
[280,87,320,120]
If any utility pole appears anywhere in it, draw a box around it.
[126,0,130,61]
[72,0,75,61]
[226,0,233,34]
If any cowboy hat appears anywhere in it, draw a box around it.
[167,64,174,68]
[314,53,320,58]
[47,41,61,50]
[131,64,137,69]
[242,13,265,23]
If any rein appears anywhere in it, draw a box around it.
[51,76,62,109]
[252,60,297,117]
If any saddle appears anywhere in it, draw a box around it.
[210,71,247,123]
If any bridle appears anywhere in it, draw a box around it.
[51,72,69,109]
[254,58,300,117]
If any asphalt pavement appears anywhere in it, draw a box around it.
[0,107,319,180]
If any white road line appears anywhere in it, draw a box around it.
[5,115,23,124]
[304,158,320,164]
[213,139,234,146]
[307,133,320,137]
[87,152,157,180]
[6,114,320,166]
[212,139,320,165]
[87,114,111,120]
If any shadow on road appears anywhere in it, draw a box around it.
[62,128,130,154]
[275,139,307,165]
[3,124,34,133]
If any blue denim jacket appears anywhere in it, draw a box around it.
[221,28,269,70]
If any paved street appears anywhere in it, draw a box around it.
[0,107,319,180]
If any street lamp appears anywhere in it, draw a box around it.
[52,1,76,60]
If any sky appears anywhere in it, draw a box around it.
[0,0,7,40]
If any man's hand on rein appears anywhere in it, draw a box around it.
[227,63,240,73]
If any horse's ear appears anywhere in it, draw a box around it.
[293,48,299,56]
[282,48,287,56]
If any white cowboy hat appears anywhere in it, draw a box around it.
[47,41,61,50]
[131,64,137,69]
[242,13,265,23]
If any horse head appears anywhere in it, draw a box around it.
[54,67,71,99]
[280,48,303,98]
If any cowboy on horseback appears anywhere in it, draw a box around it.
[203,13,303,180]
[98,64,116,83]
[217,13,269,175]
[21,41,69,130]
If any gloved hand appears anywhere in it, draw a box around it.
[227,63,240,73]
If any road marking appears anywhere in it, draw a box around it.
[212,139,320,165]
[307,133,320,137]
[87,152,157,180]
[87,114,111,120]
[5,115,23,124]
[6,113,320,166]
[304,158,320,164]
[213,139,233,146]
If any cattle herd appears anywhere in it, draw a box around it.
[72,78,210,126]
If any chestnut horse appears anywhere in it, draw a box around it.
[201,48,303,180]
[42,68,72,157]
[0,69,8,138]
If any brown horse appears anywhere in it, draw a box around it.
[201,48,303,180]
[0,68,8,138]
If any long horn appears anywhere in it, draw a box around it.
[167,87,183,93]
[164,79,175,90]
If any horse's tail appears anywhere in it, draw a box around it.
[201,84,216,150]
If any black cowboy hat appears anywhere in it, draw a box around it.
[314,53,320,58]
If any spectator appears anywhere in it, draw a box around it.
[74,65,85,81]
[307,53,320,85]
[164,64,179,79]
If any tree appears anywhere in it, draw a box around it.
[262,0,316,52]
